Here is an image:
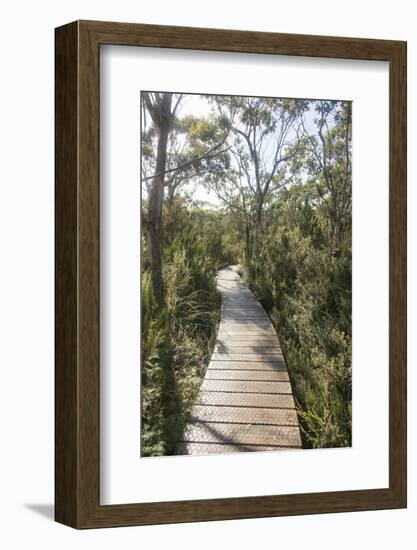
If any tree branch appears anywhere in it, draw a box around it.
[142,143,231,182]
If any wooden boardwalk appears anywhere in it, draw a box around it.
[176,266,302,455]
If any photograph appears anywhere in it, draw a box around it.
[140,91,352,457]
[0,0,410,539]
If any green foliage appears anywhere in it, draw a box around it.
[235,99,352,449]
[141,94,352,454]
[243,189,352,448]
[141,201,228,456]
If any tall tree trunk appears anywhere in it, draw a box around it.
[244,224,251,264]
[145,98,171,309]
[143,95,181,454]
[145,223,165,307]
[251,201,263,260]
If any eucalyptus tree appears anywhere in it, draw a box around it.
[302,100,352,254]
[164,113,233,205]
[206,96,307,265]
[141,93,233,307]
[141,92,182,308]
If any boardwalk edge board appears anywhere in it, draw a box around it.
[177,267,302,455]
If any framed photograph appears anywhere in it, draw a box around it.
[55,20,406,528]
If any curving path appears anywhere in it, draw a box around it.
[176,266,302,455]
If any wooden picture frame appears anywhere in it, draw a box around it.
[55,20,407,528]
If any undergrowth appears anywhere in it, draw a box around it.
[141,202,236,456]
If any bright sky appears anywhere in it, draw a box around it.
[142,93,344,209]
[176,94,322,207]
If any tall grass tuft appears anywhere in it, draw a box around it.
[242,221,352,449]
[141,201,225,456]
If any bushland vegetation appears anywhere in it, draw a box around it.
[141,92,351,455]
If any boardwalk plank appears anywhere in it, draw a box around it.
[176,266,301,455]
[188,405,298,425]
[196,391,296,408]
[216,340,280,347]
[176,443,293,455]
[217,329,277,335]
[211,353,284,362]
[214,348,282,355]
[220,321,273,328]
[201,379,292,394]
[208,360,287,370]
[217,336,280,343]
[205,369,290,381]
[182,422,301,447]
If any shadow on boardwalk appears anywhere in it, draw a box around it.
[176,266,302,456]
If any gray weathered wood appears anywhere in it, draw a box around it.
[177,266,302,455]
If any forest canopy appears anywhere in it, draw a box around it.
[141,92,352,456]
